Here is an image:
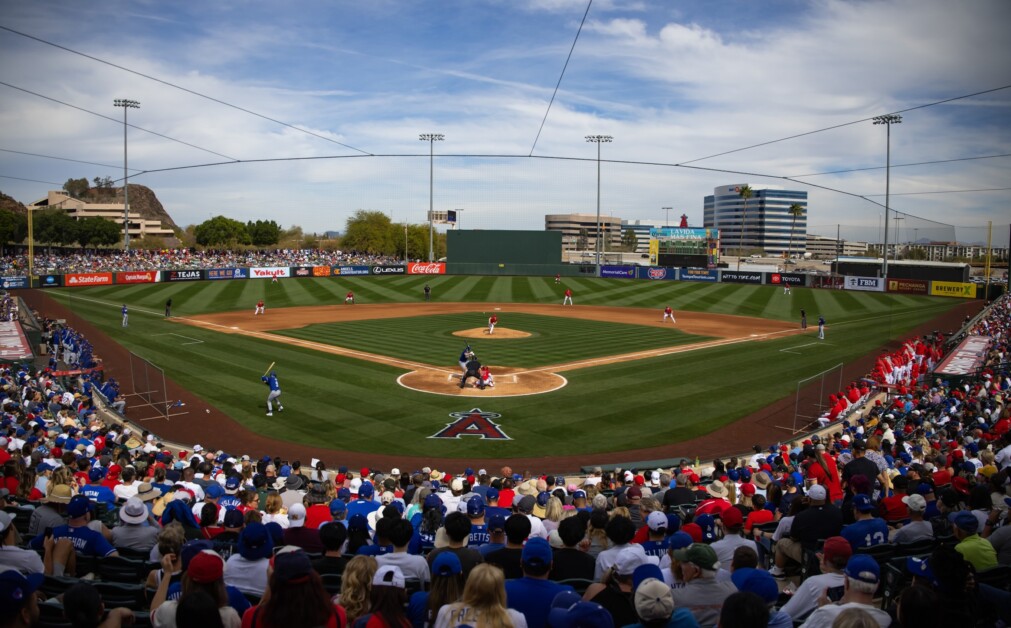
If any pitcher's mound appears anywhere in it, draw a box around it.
[398,366,565,397]
[453,327,531,339]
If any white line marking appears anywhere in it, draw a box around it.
[155,333,204,345]
[397,372,568,397]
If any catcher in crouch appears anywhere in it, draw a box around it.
[460,355,484,389]
[479,365,495,389]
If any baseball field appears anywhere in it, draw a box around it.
[37,275,966,465]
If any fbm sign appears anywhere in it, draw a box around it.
[844,276,884,292]
[430,408,511,440]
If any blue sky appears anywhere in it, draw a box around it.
[1,0,1009,245]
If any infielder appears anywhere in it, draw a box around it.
[254,300,265,316]
[554,274,560,284]
[783,283,791,295]
[262,370,284,416]
[121,304,128,327]
[818,316,826,340]
[563,288,573,305]
[459,346,474,372]
[487,314,498,335]
[345,291,355,305]
[800,308,807,329]
[662,306,676,323]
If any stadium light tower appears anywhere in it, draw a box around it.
[872,114,901,277]
[586,135,612,275]
[662,206,672,228]
[114,99,140,250]
[419,133,444,262]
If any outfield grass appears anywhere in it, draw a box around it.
[45,277,960,458]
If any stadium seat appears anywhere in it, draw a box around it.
[404,577,425,597]
[892,538,936,557]
[39,575,81,599]
[557,578,595,595]
[880,556,913,610]
[38,601,72,628]
[242,591,262,607]
[98,555,148,583]
[975,565,1010,590]
[3,507,33,537]
[320,573,342,596]
[91,582,147,611]
[853,543,896,567]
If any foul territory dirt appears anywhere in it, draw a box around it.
[22,292,981,472]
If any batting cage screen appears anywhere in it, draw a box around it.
[778,362,844,434]
[128,350,170,422]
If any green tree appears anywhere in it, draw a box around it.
[92,176,114,189]
[0,209,28,247]
[736,184,753,269]
[905,247,927,260]
[33,209,79,247]
[341,210,395,254]
[194,216,251,247]
[76,217,121,248]
[246,219,282,246]
[786,203,804,258]
[62,178,90,199]
[621,228,638,252]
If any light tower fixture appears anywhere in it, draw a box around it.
[113,98,139,249]
[419,133,444,262]
[872,113,901,277]
[586,135,613,275]
[662,206,672,229]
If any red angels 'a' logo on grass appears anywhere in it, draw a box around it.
[430,409,511,440]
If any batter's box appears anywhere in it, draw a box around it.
[404,367,564,397]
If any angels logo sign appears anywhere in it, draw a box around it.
[430,408,511,440]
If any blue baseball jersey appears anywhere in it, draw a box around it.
[80,484,116,508]
[262,374,280,391]
[468,523,490,547]
[122,306,128,316]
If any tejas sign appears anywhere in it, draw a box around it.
[408,262,446,275]
[164,270,204,282]
[370,264,404,275]
[844,276,884,292]
[65,273,113,286]
[430,408,511,440]
[251,267,290,279]
[115,271,158,284]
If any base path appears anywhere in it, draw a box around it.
[21,292,980,472]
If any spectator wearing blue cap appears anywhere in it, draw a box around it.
[377,518,430,585]
[464,494,488,548]
[224,522,272,595]
[478,513,507,559]
[0,569,42,627]
[950,510,997,571]
[484,486,510,521]
[80,466,116,508]
[797,554,890,627]
[731,568,791,628]
[347,481,380,522]
[840,494,888,549]
[504,537,575,628]
[31,494,117,573]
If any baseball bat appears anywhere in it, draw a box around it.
[263,362,275,377]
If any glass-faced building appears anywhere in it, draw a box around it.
[703,184,808,256]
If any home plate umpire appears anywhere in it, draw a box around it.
[460,355,485,390]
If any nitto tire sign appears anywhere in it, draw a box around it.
[251,267,290,279]
[407,263,445,275]
[844,276,884,292]
[635,267,677,280]
[720,271,763,284]
[370,264,404,275]
[163,270,204,282]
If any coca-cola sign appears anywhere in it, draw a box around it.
[407,262,446,275]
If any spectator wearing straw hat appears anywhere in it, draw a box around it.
[111,496,160,553]
[694,480,732,516]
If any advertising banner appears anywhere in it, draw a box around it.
[886,278,929,295]
[312,266,332,277]
[767,273,807,287]
[0,321,33,360]
[930,281,976,299]
[38,275,62,288]
[0,277,29,290]
[635,267,678,280]
[844,276,884,292]
[649,227,719,240]
[679,268,718,282]
[250,267,290,280]
[367,265,403,276]
[328,266,369,276]
[115,271,158,285]
[291,266,313,278]
[600,265,636,278]
[934,335,989,377]
[719,270,764,284]
[206,268,248,280]
[65,272,113,287]
[407,262,446,275]
[163,270,204,282]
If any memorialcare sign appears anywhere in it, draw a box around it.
[1,277,29,289]
[430,408,511,440]
[600,265,636,278]
[719,271,763,284]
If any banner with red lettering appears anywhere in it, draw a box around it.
[115,271,158,285]
[64,273,113,287]
[407,262,446,275]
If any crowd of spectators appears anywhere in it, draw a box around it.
[0,295,1009,627]
[0,248,405,277]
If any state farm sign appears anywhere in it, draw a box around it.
[115,271,158,285]
[407,262,446,275]
[65,273,113,286]
[251,267,291,279]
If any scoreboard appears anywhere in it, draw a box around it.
[649,228,720,269]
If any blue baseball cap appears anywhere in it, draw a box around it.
[67,495,95,518]
[668,531,693,551]
[431,552,462,577]
[731,567,779,604]
[949,510,979,533]
[906,556,937,585]
[88,467,106,482]
[694,514,717,542]
[204,484,225,499]
[852,494,876,513]
[224,476,240,491]
[237,522,273,561]
[521,537,553,568]
[485,487,499,501]
[632,563,664,591]
[423,494,444,511]
[337,488,351,502]
[548,600,613,628]
[0,570,44,619]
[329,499,347,514]
[536,491,551,507]
[358,482,374,499]
[572,490,586,500]
[466,495,486,516]
[487,514,506,532]
[845,554,880,584]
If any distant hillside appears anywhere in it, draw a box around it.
[85,184,180,232]
[0,191,27,215]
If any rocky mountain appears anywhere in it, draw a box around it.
[0,191,26,215]
[85,184,180,232]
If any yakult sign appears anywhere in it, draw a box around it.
[251,267,291,279]
[408,262,446,275]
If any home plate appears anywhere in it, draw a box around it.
[230,326,240,330]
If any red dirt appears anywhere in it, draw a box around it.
[20,290,981,473]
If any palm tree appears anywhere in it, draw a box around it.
[736,184,753,270]
[786,203,804,260]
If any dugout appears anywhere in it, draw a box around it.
[831,258,970,282]
[447,230,577,276]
